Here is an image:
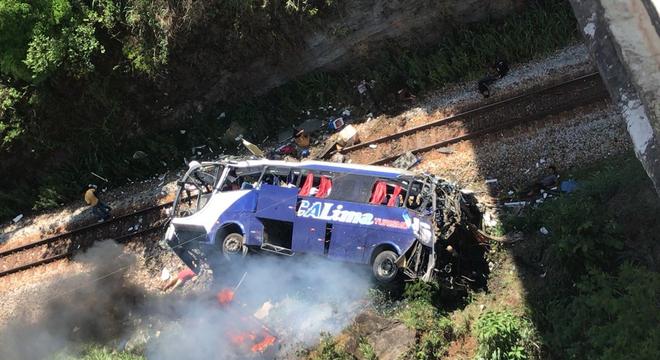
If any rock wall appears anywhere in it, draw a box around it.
[570,0,660,195]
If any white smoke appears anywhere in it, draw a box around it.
[0,241,139,359]
[0,243,375,359]
[147,254,373,359]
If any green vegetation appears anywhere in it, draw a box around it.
[475,310,538,360]
[398,281,456,359]
[312,332,353,360]
[0,0,578,219]
[357,340,377,360]
[53,345,144,360]
[505,155,660,359]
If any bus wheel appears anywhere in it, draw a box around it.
[222,233,247,260]
[372,250,399,283]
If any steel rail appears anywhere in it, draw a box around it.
[0,201,173,258]
[368,84,608,165]
[340,72,603,155]
[0,223,165,278]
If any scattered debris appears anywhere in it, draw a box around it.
[437,146,455,154]
[357,81,368,95]
[253,301,273,320]
[337,125,360,147]
[328,117,344,131]
[132,150,148,160]
[504,201,529,207]
[392,152,418,169]
[561,179,579,193]
[90,172,109,183]
[329,152,345,163]
[236,135,265,157]
[539,227,549,235]
[315,138,338,159]
[483,211,498,228]
[369,144,378,149]
[298,118,324,134]
[485,178,498,184]
[160,268,171,281]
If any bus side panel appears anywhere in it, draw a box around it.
[363,230,417,264]
[255,184,297,222]
[208,191,258,245]
[292,217,326,255]
[327,223,368,263]
[245,219,264,247]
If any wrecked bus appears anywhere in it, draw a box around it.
[164,159,474,284]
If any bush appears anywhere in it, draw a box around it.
[357,340,376,360]
[506,156,660,359]
[313,333,353,360]
[0,85,24,150]
[505,160,651,275]
[53,345,144,360]
[545,263,660,359]
[403,280,440,305]
[0,0,118,82]
[399,299,454,359]
[475,310,538,360]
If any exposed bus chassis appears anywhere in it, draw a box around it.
[395,178,483,284]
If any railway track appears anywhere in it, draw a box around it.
[340,72,608,165]
[0,202,173,278]
[0,73,608,277]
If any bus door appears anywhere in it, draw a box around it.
[291,171,334,255]
[327,222,369,263]
[254,167,300,255]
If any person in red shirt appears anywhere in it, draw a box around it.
[161,267,196,291]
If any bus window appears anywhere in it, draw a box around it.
[315,175,332,198]
[259,167,296,188]
[221,166,262,191]
[407,180,432,212]
[173,164,224,217]
[298,170,334,198]
[325,174,374,203]
[370,181,407,207]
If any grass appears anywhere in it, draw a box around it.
[53,345,144,360]
[0,0,579,220]
[503,153,660,359]
[474,310,539,360]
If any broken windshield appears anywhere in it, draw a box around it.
[173,163,224,217]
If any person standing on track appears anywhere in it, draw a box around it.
[84,184,111,221]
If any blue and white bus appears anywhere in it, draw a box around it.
[164,159,441,283]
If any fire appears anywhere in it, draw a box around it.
[217,288,277,354]
[228,329,277,353]
[216,288,235,305]
[251,332,277,353]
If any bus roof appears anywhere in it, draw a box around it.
[211,158,417,180]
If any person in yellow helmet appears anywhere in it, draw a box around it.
[84,184,112,221]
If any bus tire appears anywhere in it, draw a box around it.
[372,250,399,283]
[222,233,248,260]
